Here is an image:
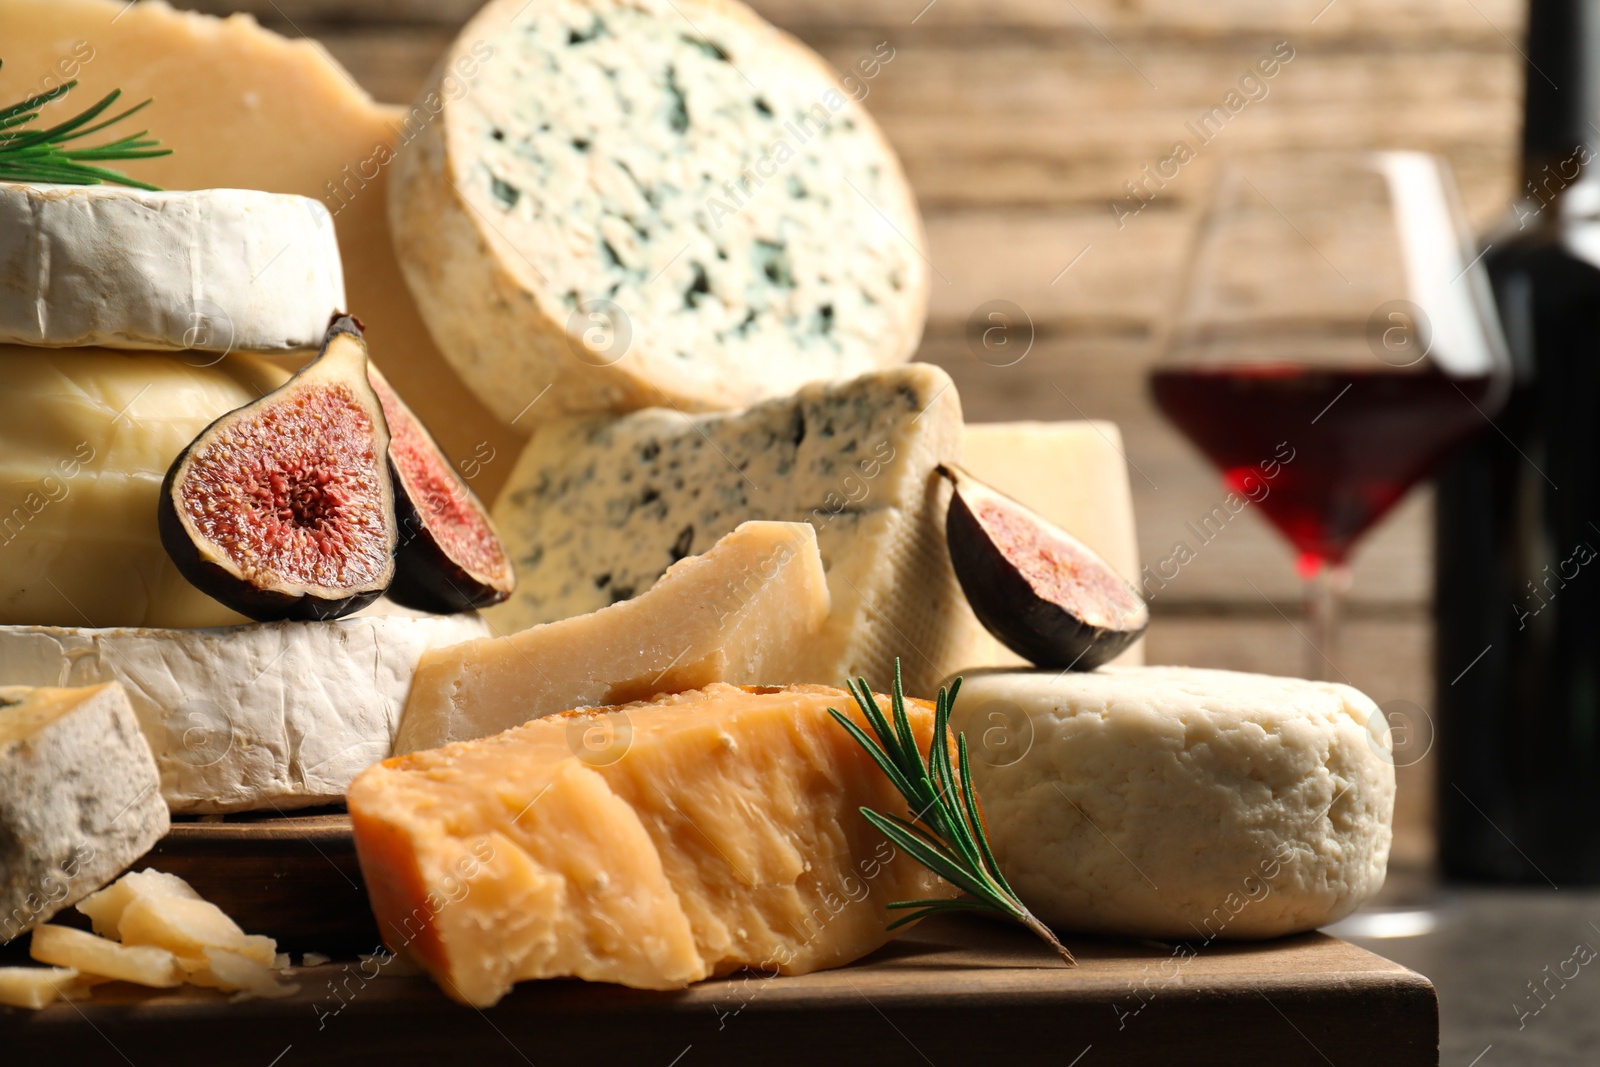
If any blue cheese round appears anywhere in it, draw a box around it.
[390,0,927,421]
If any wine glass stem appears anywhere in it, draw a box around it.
[1303,562,1352,681]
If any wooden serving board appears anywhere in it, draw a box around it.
[137,811,378,954]
[4,918,1436,1066]
[3,814,1437,1066]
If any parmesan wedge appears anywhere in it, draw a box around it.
[397,521,830,750]
[349,683,955,1006]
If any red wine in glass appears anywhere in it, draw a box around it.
[1150,363,1495,575]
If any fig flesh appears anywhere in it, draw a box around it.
[159,317,398,622]
[939,463,1148,670]
[368,366,514,612]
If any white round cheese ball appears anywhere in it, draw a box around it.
[0,346,290,628]
[949,666,1396,940]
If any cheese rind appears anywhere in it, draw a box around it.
[0,683,168,944]
[488,364,985,698]
[0,183,344,352]
[349,683,955,1005]
[0,613,488,814]
[398,520,830,751]
[0,346,291,629]
[948,667,1395,939]
[389,0,926,422]
[0,0,524,500]
[961,421,1144,668]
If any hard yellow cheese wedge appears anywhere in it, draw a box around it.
[350,684,955,1006]
[396,521,830,751]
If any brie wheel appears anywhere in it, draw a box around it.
[0,182,345,352]
[0,612,489,813]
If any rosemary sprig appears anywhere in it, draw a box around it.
[828,660,1075,965]
[0,61,169,189]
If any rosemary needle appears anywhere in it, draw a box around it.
[829,660,1076,965]
[0,61,170,189]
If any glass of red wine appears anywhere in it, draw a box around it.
[1151,153,1511,680]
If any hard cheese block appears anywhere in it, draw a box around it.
[0,346,289,629]
[488,364,985,698]
[391,0,926,422]
[961,421,1143,667]
[398,521,830,751]
[349,683,953,1005]
[0,0,522,499]
[0,183,344,352]
[0,612,487,813]
[1,683,169,943]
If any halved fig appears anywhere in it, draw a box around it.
[159,316,398,622]
[368,366,514,613]
[939,463,1148,670]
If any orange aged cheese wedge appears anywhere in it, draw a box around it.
[348,684,955,1005]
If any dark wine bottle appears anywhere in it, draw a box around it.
[1435,0,1600,883]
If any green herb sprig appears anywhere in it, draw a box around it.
[0,61,169,189]
[829,660,1075,965]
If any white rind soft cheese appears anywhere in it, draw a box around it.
[949,666,1395,940]
[0,613,488,814]
[0,183,345,352]
[1,682,169,942]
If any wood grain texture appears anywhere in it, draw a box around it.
[5,913,1437,1067]
[173,0,1520,37]
[139,814,378,954]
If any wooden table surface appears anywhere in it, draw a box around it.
[3,816,1439,1063]
[5,915,1437,1067]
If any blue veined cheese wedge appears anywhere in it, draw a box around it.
[487,364,987,698]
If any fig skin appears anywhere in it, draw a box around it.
[368,366,515,613]
[158,316,399,623]
[939,464,1148,670]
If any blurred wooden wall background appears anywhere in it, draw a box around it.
[176,0,1526,866]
